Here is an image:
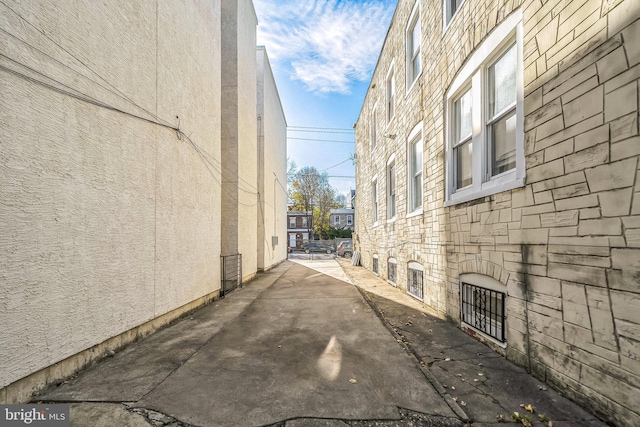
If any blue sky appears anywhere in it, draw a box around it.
[253,0,397,202]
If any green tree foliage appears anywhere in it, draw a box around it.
[290,166,342,239]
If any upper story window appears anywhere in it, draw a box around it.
[289,217,296,228]
[387,158,396,220]
[386,65,395,124]
[445,10,524,206]
[408,123,423,214]
[372,179,379,225]
[444,0,464,29]
[407,3,421,87]
[347,215,353,225]
[371,105,377,150]
[302,216,308,228]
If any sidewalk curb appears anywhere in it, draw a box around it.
[340,263,471,424]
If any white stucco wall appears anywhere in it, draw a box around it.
[256,47,288,270]
[236,0,258,279]
[0,0,221,388]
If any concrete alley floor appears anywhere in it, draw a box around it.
[37,260,462,427]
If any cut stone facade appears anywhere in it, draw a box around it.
[355,1,640,425]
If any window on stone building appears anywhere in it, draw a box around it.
[407,3,421,87]
[289,217,295,228]
[460,273,506,343]
[408,123,423,214]
[373,254,379,275]
[444,0,464,28]
[445,10,524,206]
[387,258,397,285]
[347,215,353,225]
[387,158,396,220]
[334,216,341,226]
[372,179,378,224]
[371,105,377,150]
[386,66,395,124]
[407,262,424,300]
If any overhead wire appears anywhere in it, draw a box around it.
[288,137,354,143]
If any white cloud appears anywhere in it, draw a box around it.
[254,0,396,94]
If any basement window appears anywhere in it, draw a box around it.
[407,262,424,301]
[387,258,397,286]
[460,273,506,344]
[373,254,379,275]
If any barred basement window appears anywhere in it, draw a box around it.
[461,281,505,342]
[407,262,423,300]
[387,258,397,286]
[373,255,379,275]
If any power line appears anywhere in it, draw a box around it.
[321,158,352,172]
[288,128,354,135]
[288,137,354,144]
[288,125,354,132]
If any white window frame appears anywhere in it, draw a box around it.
[371,177,379,226]
[406,2,421,90]
[289,217,296,228]
[386,155,397,221]
[460,273,507,348]
[347,215,353,225]
[443,0,465,32]
[302,216,308,228]
[334,215,341,226]
[407,122,424,217]
[444,10,524,207]
[386,63,395,125]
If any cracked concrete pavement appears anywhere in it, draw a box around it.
[37,260,462,427]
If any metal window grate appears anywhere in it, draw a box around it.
[407,267,423,300]
[372,257,379,275]
[221,253,242,297]
[461,282,505,342]
[387,260,397,285]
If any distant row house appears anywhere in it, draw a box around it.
[355,0,639,426]
[329,208,355,231]
[287,211,314,248]
[0,0,287,403]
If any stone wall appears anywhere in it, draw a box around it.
[355,0,640,425]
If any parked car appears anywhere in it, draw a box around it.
[337,241,353,258]
[302,242,333,254]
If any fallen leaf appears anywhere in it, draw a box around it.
[349,378,357,384]
[460,401,466,406]
[451,386,455,390]
[524,404,534,413]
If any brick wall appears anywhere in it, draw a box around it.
[355,1,640,425]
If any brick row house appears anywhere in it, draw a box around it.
[287,211,314,248]
[354,0,640,425]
